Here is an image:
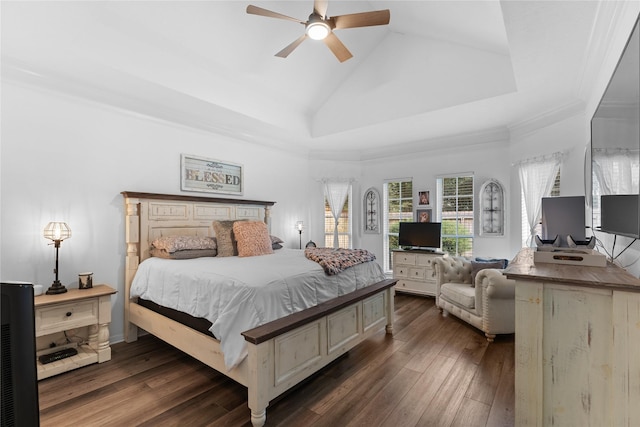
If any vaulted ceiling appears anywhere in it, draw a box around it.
[0,1,625,159]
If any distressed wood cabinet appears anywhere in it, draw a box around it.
[504,249,640,426]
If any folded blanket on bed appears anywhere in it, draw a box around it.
[304,247,377,275]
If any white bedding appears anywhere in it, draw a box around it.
[130,248,385,370]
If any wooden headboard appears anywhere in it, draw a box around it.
[121,191,276,335]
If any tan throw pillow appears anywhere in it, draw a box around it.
[233,221,274,257]
[212,220,239,257]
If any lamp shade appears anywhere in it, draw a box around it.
[43,222,72,241]
[295,221,304,231]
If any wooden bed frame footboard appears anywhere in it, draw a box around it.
[122,192,396,427]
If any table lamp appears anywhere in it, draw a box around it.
[43,222,71,294]
[295,221,304,249]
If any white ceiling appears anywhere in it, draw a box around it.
[0,1,620,159]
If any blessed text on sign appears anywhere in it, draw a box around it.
[181,154,243,195]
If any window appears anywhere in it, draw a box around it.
[324,186,352,248]
[520,169,561,247]
[517,153,562,247]
[437,175,474,256]
[383,179,413,272]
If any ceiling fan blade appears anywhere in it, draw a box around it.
[323,32,353,62]
[314,0,328,18]
[330,9,390,29]
[275,34,308,58]
[246,5,304,24]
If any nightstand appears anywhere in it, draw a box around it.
[34,284,116,380]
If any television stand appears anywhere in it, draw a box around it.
[392,249,444,297]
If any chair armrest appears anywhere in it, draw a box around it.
[476,269,515,299]
[434,256,473,308]
[433,258,446,307]
[477,268,516,335]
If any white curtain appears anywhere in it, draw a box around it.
[592,148,640,195]
[517,153,562,247]
[324,180,350,248]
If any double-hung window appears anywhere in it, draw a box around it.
[383,179,413,272]
[517,154,562,247]
[437,175,474,256]
[324,182,352,248]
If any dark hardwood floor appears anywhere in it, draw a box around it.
[38,294,514,427]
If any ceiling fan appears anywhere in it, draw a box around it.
[246,0,390,62]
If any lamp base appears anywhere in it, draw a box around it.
[46,280,67,295]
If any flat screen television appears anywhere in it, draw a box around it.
[398,222,441,250]
[600,194,640,238]
[590,16,640,239]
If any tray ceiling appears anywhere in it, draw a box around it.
[0,1,622,159]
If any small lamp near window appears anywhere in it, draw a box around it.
[295,221,304,249]
[43,222,71,295]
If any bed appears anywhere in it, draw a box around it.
[122,191,396,427]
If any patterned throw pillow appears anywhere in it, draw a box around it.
[233,221,274,257]
[151,235,217,253]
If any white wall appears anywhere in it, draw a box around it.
[0,82,311,343]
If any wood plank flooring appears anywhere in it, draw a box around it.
[38,294,514,427]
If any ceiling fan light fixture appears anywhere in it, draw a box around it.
[306,21,330,40]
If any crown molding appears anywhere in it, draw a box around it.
[507,100,585,141]
[314,127,510,163]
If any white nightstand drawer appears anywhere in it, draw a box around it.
[416,255,436,268]
[394,253,416,265]
[395,265,409,278]
[395,279,436,295]
[408,267,425,280]
[35,299,98,336]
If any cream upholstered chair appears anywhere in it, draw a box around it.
[433,256,515,341]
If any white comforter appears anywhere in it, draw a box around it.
[130,249,385,370]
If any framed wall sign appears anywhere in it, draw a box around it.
[181,154,243,195]
[363,187,381,234]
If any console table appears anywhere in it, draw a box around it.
[504,248,640,426]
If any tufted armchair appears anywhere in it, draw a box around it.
[433,256,515,341]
